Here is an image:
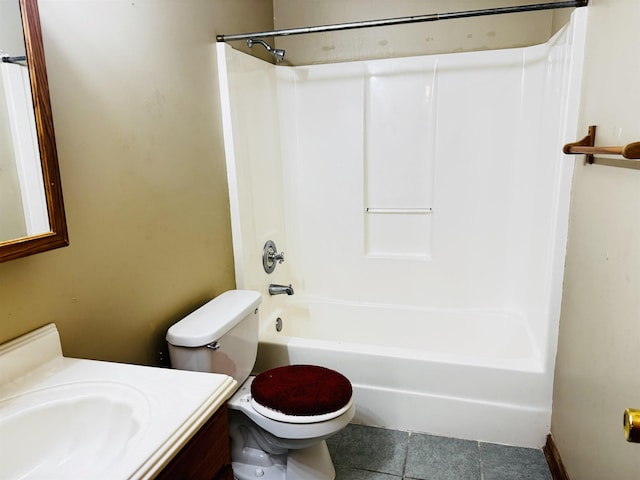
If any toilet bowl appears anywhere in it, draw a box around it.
[228,375,354,479]
[166,290,355,480]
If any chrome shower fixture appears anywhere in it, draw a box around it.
[246,38,285,63]
[262,240,285,274]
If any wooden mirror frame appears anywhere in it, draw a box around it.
[0,0,68,262]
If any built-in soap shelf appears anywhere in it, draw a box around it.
[365,207,433,214]
[563,125,640,169]
[364,207,433,259]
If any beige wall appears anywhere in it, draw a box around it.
[0,0,273,366]
[552,0,640,478]
[273,0,559,65]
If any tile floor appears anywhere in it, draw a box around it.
[327,424,553,480]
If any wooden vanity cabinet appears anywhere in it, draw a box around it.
[155,404,233,480]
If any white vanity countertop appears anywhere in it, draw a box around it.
[0,324,237,480]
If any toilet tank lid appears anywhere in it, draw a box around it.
[166,290,262,347]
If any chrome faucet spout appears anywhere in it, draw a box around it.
[269,284,294,296]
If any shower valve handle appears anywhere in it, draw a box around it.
[270,251,285,264]
[263,240,285,273]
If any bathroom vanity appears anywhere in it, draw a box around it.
[156,404,232,479]
[0,324,237,479]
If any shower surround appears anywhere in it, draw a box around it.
[217,10,587,447]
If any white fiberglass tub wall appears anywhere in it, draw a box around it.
[218,9,587,447]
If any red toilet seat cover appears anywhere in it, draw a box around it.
[251,365,352,416]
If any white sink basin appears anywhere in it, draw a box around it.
[0,324,237,480]
[1,382,149,479]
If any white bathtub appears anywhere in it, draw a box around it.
[255,297,551,448]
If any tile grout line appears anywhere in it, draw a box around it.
[478,441,485,480]
[402,431,412,479]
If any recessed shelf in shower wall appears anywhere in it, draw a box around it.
[364,207,433,259]
[363,202,434,257]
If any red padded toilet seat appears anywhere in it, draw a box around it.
[251,365,352,417]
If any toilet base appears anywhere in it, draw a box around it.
[232,441,335,480]
[287,441,335,479]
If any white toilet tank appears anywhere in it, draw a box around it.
[166,290,262,384]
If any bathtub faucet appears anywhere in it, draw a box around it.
[268,284,294,296]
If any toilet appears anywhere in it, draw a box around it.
[166,290,355,480]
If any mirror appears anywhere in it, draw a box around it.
[0,0,67,262]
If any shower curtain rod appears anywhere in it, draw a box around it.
[216,0,587,42]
